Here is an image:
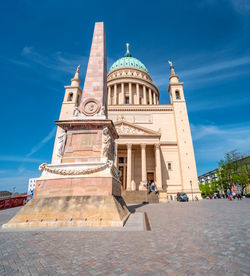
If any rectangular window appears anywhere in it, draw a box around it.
[168,163,172,170]
[119,157,124,163]
[125,97,129,104]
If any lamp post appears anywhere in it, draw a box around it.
[12,186,16,196]
[190,180,194,201]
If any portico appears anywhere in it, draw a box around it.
[114,121,162,191]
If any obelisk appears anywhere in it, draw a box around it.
[3,22,130,229]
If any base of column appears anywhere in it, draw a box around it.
[139,182,147,191]
[131,180,136,191]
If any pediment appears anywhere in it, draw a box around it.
[114,121,161,136]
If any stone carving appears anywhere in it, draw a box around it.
[116,124,145,135]
[117,115,125,121]
[39,160,112,176]
[99,106,105,116]
[55,131,67,157]
[73,106,80,116]
[85,101,99,114]
[39,159,121,179]
[113,143,116,162]
[70,105,106,120]
[168,60,173,67]
[102,127,111,158]
[81,98,100,116]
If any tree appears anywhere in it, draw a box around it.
[217,150,250,194]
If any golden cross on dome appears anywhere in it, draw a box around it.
[126,43,130,51]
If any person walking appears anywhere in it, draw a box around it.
[150,180,158,194]
[147,181,151,194]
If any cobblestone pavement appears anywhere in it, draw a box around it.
[0,199,249,275]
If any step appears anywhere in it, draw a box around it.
[121,191,159,204]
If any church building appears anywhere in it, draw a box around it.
[51,44,201,199]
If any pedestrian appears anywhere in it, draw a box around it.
[150,180,158,194]
[147,181,151,194]
[227,190,232,201]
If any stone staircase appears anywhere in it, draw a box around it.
[121,191,159,204]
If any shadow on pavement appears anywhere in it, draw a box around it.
[127,202,149,213]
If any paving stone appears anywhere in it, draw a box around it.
[0,200,249,275]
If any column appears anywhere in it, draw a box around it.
[149,88,152,105]
[136,83,140,104]
[114,84,117,105]
[143,85,147,104]
[126,144,132,190]
[139,144,147,190]
[153,92,156,105]
[155,143,163,190]
[129,82,132,104]
[121,83,125,104]
[108,86,111,105]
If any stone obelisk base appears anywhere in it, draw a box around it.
[2,195,130,228]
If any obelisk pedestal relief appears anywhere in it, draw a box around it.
[3,22,130,229]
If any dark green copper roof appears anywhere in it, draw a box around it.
[109,44,148,73]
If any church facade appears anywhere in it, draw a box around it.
[52,44,201,199]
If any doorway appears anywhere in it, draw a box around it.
[147,172,154,185]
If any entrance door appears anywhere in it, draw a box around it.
[147,172,154,185]
[119,166,127,190]
[119,166,124,190]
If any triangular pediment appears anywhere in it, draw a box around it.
[114,120,161,136]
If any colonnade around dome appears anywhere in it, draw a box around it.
[107,67,159,105]
[107,81,159,105]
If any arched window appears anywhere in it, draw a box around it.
[77,94,80,105]
[68,93,73,101]
[175,90,180,100]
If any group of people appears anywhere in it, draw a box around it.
[147,180,158,194]
[227,190,242,200]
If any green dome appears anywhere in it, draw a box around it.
[109,44,148,73]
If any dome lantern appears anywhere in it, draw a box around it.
[109,44,148,73]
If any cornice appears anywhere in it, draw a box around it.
[107,67,159,94]
[160,141,178,146]
[108,104,173,112]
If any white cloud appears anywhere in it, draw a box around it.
[191,124,225,140]
[25,127,56,158]
[0,170,40,193]
[152,55,250,88]
[0,156,43,163]
[20,46,88,75]
[229,0,250,14]
[188,94,250,112]
[179,56,250,78]
[192,122,250,172]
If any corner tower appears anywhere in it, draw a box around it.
[168,62,200,198]
[51,66,82,164]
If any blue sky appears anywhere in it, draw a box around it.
[0,0,250,192]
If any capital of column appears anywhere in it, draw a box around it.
[141,143,146,149]
[154,143,160,149]
[127,143,132,149]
